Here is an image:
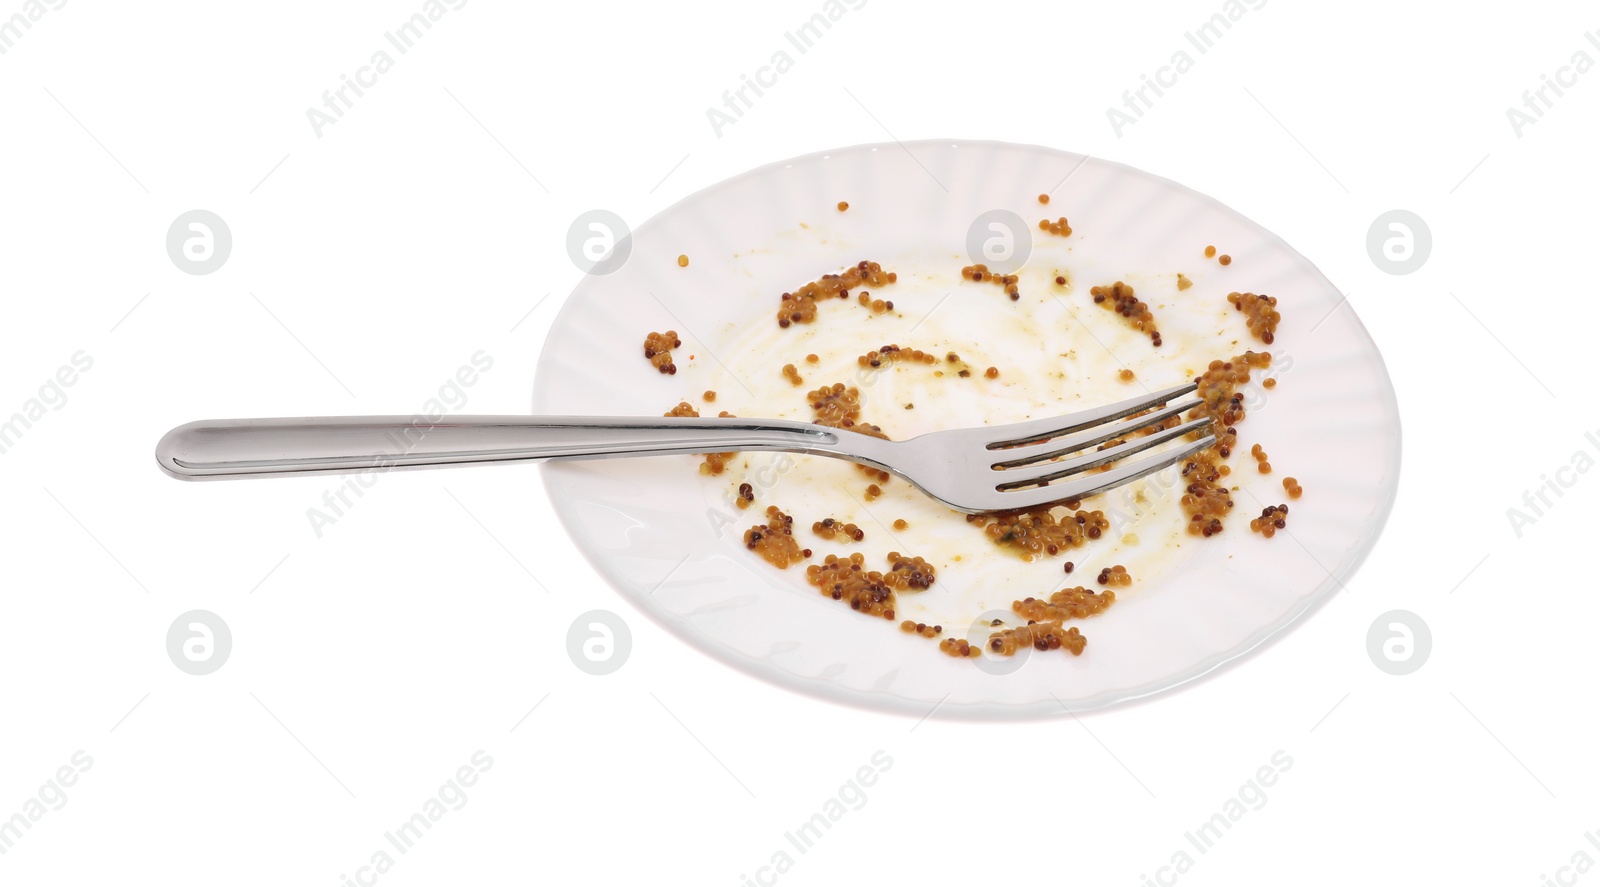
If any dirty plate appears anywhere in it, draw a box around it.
[532,140,1401,720]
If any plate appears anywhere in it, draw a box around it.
[532,140,1401,719]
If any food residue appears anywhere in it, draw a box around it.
[961,263,1021,301]
[1096,564,1132,587]
[633,204,1301,665]
[1249,504,1289,538]
[1039,217,1073,237]
[745,506,812,568]
[1013,586,1114,622]
[1228,291,1281,344]
[813,517,865,542]
[1089,281,1162,347]
[777,260,896,328]
[665,401,734,475]
[643,330,681,374]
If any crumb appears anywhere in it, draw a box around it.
[1249,504,1289,538]
[960,263,1021,301]
[744,506,810,568]
[1090,281,1162,347]
[777,260,895,328]
[643,330,681,374]
[812,517,865,542]
[1228,291,1280,344]
[1039,217,1072,237]
[1095,564,1132,587]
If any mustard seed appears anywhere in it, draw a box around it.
[1090,281,1161,347]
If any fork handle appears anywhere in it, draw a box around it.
[155,415,845,480]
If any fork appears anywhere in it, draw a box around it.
[155,382,1213,513]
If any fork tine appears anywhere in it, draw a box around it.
[994,417,1212,490]
[990,434,1218,510]
[990,397,1201,469]
[984,381,1197,449]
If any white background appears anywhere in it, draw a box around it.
[2,1,1596,883]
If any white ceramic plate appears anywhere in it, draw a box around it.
[532,140,1400,720]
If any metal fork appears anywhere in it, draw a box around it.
[155,382,1212,513]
